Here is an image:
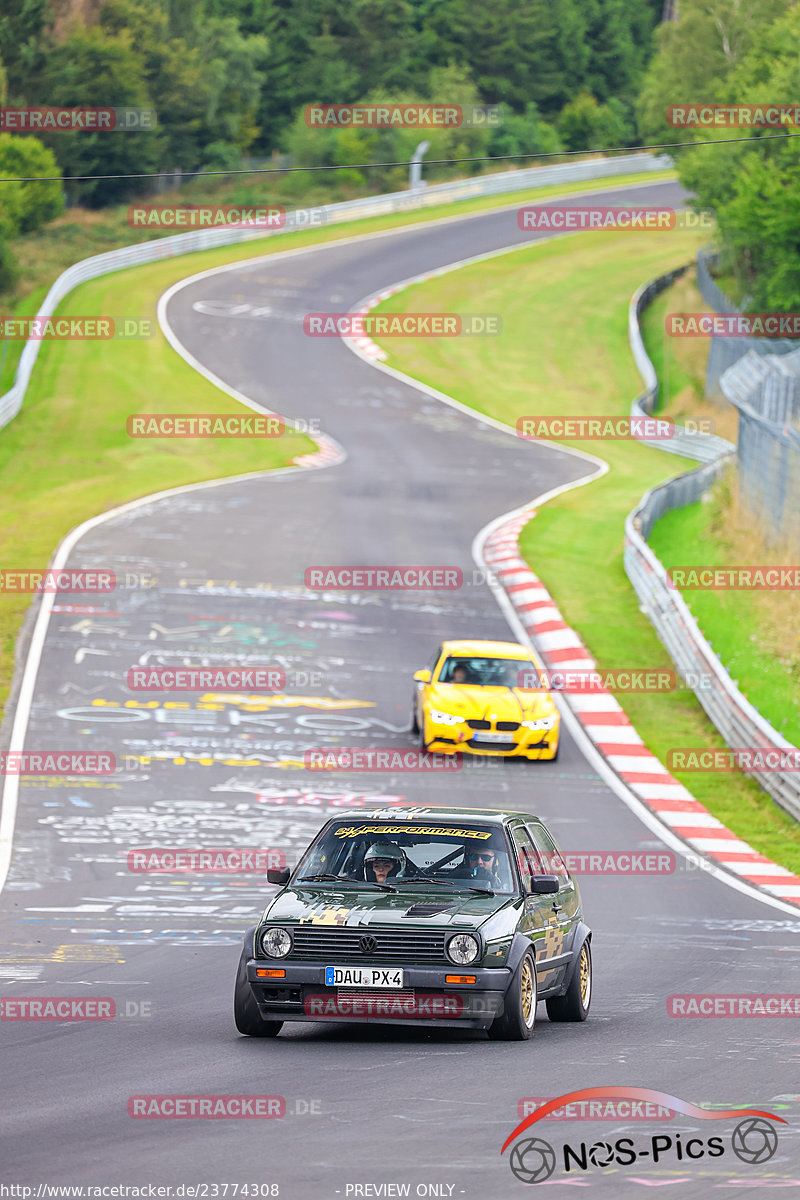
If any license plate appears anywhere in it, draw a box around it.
[473,732,511,743]
[325,966,404,988]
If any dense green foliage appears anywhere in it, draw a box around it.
[2,0,800,307]
[637,0,800,309]
[0,0,661,208]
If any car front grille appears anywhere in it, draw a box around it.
[288,927,447,962]
[465,718,520,732]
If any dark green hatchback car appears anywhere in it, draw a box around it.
[234,806,592,1040]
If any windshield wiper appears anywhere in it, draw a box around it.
[299,873,397,892]
[395,876,454,887]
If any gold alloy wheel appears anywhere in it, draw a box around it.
[579,945,591,1005]
[521,957,535,1024]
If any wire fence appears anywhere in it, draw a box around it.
[624,269,800,824]
[696,247,798,396]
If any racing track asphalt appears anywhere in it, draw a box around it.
[1,179,799,1195]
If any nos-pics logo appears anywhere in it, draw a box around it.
[501,1087,784,1184]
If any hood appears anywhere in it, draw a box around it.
[264,884,514,929]
[427,684,553,720]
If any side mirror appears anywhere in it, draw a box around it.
[267,867,290,886]
[529,875,559,895]
[413,669,432,684]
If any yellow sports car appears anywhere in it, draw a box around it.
[411,639,560,761]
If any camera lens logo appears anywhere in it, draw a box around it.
[731,1118,778,1164]
[588,1141,615,1167]
[509,1137,556,1184]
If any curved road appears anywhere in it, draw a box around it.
[2,180,799,1195]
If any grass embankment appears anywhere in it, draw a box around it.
[0,167,676,711]
[368,231,800,875]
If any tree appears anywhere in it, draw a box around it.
[678,4,800,309]
[487,103,562,163]
[0,134,64,237]
[558,91,631,152]
[637,0,793,142]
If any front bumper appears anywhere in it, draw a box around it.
[246,960,511,1030]
[425,721,559,758]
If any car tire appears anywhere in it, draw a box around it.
[411,698,419,734]
[488,948,537,1040]
[234,948,283,1038]
[418,716,431,751]
[546,939,591,1022]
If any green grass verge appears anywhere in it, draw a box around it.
[0,167,676,713]
[368,228,800,876]
[648,497,800,746]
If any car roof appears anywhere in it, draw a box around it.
[439,639,534,660]
[328,806,542,826]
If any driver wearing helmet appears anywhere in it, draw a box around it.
[363,841,406,884]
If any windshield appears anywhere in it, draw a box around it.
[294,819,517,894]
[437,655,540,689]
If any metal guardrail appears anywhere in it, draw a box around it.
[629,267,735,462]
[0,152,670,432]
[624,272,800,823]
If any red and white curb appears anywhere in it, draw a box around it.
[484,510,800,908]
[293,437,343,468]
[347,285,404,361]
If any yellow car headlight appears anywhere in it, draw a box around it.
[521,716,558,731]
[429,708,465,726]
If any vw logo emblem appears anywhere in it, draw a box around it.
[359,935,378,955]
[731,1118,778,1164]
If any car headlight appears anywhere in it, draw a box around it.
[521,716,557,730]
[429,708,465,726]
[260,927,293,958]
[447,933,480,965]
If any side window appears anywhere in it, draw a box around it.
[512,826,544,887]
[529,824,570,886]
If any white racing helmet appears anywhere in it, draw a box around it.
[363,841,405,879]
